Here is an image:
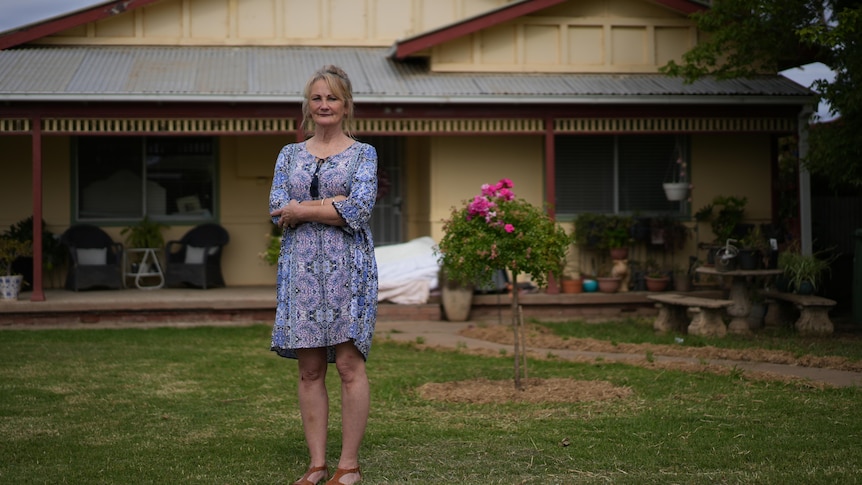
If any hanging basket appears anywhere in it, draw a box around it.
[662,182,689,201]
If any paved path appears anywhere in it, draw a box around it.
[376,320,862,388]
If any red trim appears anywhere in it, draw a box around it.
[30,116,45,301]
[391,0,707,60]
[0,0,163,50]
[392,0,567,59]
[650,0,709,15]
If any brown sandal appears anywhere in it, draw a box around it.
[293,465,329,485]
[325,466,361,485]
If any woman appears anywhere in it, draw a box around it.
[269,65,377,485]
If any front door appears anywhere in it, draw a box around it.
[362,136,403,246]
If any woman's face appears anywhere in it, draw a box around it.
[308,79,345,130]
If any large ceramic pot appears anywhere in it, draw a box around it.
[645,276,670,292]
[441,278,474,321]
[609,247,629,260]
[597,277,621,293]
[0,274,24,301]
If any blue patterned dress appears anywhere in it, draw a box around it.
[269,141,378,362]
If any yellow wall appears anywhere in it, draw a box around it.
[428,135,544,242]
[43,0,513,47]
[41,0,694,74]
[402,137,432,240]
[433,0,695,73]
[218,135,294,286]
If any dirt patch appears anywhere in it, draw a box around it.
[460,323,862,373]
[413,322,855,403]
[417,378,632,404]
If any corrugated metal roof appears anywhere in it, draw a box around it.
[0,46,813,104]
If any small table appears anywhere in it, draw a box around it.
[123,248,165,290]
[695,267,783,334]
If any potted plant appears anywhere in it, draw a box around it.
[777,248,837,295]
[738,225,770,270]
[695,195,747,264]
[604,215,633,260]
[121,217,169,249]
[560,272,583,294]
[662,138,691,201]
[672,263,691,292]
[0,236,33,300]
[121,217,169,273]
[573,213,632,259]
[4,216,66,289]
[572,213,605,251]
[643,258,670,292]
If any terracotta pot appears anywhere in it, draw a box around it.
[561,278,582,293]
[597,277,621,293]
[645,276,670,292]
[609,247,629,260]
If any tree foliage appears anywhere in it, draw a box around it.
[661,0,862,188]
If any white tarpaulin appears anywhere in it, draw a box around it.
[375,236,441,304]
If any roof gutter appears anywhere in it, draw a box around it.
[0,94,815,105]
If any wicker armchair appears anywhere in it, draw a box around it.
[60,224,124,291]
[163,224,229,289]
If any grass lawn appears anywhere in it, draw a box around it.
[1,323,860,484]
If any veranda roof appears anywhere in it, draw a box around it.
[0,46,813,105]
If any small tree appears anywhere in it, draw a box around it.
[437,179,570,390]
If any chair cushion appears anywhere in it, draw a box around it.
[185,246,206,264]
[77,248,107,265]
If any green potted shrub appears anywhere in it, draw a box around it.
[777,248,837,295]
[603,215,633,260]
[121,217,169,273]
[121,217,169,249]
[4,217,66,288]
[738,225,770,270]
[644,258,670,291]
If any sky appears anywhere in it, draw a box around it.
[0,0,839,122]
[780,62,839,123]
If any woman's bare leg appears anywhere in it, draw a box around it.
[295,348,329,483]
[332,342,369,484]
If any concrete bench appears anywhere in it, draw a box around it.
[647,293,733,337]
[759,290,837,336]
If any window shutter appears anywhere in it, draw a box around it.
[555,136,614,214]
[618,135,679,212]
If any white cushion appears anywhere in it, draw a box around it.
[184,245,206,264]
[77,248,107,266]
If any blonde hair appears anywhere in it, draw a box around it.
[301,65,354,137]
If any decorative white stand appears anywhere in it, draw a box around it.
[124,248,165,290]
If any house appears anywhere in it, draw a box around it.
[0,0,814,301]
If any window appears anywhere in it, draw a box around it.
[554,134,687,216]
[74,136,217,222]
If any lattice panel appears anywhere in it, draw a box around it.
[0,119,30,132]
[555,117,797,133]
[42,118,295,133]
[355,118,545,133]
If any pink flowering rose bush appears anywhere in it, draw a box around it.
[436,179,569,288]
